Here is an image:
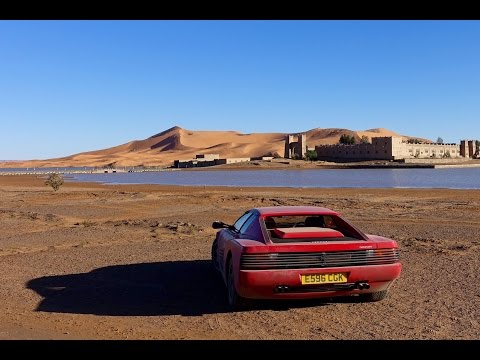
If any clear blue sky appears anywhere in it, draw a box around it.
[1,20,479,160]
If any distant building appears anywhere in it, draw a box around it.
[195,154,220,160]
[251,156,274,161]
[173,154,250,168]
[173,138,477,168]
[315,136,467,161]
[284,133,307,159]
[215,158,251,165]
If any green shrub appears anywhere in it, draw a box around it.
[339,134,356,145]
[304,150,318,161]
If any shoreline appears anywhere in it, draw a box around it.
[2,158,480,174]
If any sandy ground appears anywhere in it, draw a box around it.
[0,175,479,339]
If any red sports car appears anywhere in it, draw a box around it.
[211,206,401,308]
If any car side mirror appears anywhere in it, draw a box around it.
[212,221,228,229]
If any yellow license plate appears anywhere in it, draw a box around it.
[301,273,347,285]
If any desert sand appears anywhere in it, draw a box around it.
[0,175,479,339]
[0,126,424,169]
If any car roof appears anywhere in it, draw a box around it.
[254,206,339,216]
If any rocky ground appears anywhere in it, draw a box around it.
[0,175,479,339]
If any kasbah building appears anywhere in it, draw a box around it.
[284,134,478,162]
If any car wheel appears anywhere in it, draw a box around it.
[211,239,218,271]
[226,259,248,309]
[359,290,388,302]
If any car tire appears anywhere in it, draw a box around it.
[226,259,249,309]
[359,290,388,302]
[211,239,218,271]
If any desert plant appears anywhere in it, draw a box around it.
[45,173,64,192]
[304,150,318,161]
[339,134,355,145]
[360,135,370,144]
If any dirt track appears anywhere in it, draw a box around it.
[0,175,479,339]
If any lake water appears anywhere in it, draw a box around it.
[65,168,480,189]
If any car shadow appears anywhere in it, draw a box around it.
[27,260,231,316]
[27,260,362,316]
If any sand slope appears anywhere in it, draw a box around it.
[0,126,428,168]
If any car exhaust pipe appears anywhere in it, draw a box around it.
[274,285,289,293]
[357,282,370,290]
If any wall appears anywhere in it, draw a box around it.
[315,136,462,161]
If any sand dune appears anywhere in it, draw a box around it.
[0,126,427,168]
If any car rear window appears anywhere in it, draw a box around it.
[263,215,364,243]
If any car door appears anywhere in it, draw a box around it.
[218,211,254,271]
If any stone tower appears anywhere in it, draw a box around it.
[460,140,468,157]
[284,133,307,159]
[468,140,475,158]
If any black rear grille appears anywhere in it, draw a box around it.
[240,249,400,270]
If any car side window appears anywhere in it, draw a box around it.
[239,213,257,234]
[324,215,337,229]
[233,212,253,232]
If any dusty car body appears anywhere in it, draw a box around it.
[211,206,401,308]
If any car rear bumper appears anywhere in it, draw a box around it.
[237,263,402,300]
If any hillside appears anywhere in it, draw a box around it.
[0,126,428,168]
